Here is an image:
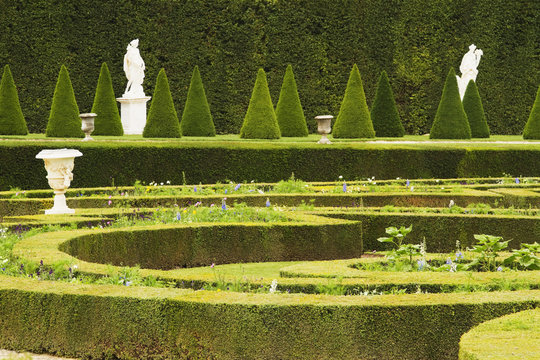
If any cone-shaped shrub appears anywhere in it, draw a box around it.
[143,68,181,138]
[523,86,540,139]
[91,62,123,136]
[370,71,404,137]
[181,66,215,137]
[240,68,280,139]
[430,68,471,139]
[275,65,308,137]
[46,65,83,138]
[0,65,28,135]
[333,64,374,138]
[463,80,489,138]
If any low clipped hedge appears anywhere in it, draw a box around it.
[58,215,362,269]
[0,276,538,360]
[459,308,540,359]
[332,211,540,252]
[3,141,540,190]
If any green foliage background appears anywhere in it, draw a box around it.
[0,0,537,135]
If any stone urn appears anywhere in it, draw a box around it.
[80,113,97,141]
[35,149,83,214]
[315,115,333,144]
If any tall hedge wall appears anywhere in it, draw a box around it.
[2,141,540,190]
[0,0,537,135]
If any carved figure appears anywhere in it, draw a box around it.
[456,44,483,99]
[123,39,146,97]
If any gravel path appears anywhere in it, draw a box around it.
[0,350,76,360]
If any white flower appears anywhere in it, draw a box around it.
[257,189,264,194]
[166,180,171,184]
[160,182,164,186]
[410,186,415,192]
[338,175,343,179]
[72,265,78,270]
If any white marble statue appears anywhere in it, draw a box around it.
[456,44,483,100]
[123,39,146,98]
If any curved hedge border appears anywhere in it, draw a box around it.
[459,308,540,359]
[0,275,538,360]
[2,141,540,190]
[58,213,362,269]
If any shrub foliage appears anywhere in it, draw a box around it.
[181,66,215,137]
[45,65,84,138]
[0,65,28,135]
[91,62,123,136]
[333,64,375,138]
[143,68,181,138]
[275,65,308,137]
[430,68,471,139]
[523,86,540,140]
[462,80,489,138]
[370,71,404,137]
[240,68,280,139]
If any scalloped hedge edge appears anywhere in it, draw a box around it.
[458,308,540,359]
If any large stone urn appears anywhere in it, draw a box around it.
[80,113,97,141]
[315,115,333,144]
[35,149,83,214]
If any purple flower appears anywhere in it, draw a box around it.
[406,179,410,187]
[210,263,215,268]
[497,266,503,272]
[266,198,271,207]
[194,186,197,192]
[221,198,227,210]
[234,183,241,191]
[343,182,347,192]
[515,178,520,184]
[224,189,228,194]
[176,212,181,221]
[108,200,112,206]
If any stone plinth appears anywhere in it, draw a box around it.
[116,96,151,135]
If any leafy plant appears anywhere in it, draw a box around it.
[466,234,510,272]
[377,225,420,264]
[503,242,540,270]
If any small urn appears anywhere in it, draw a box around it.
[35,149,83,214]
[315,115,333,144]
[80,113,97,141]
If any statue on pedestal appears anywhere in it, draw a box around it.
[123,39,146,98]
[456,44,483,100]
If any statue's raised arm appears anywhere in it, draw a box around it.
[123,39,146,98]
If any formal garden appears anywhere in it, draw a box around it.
[0,1,539,359]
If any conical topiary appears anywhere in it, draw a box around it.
[46,65,84,138]
[0,65,28,135]
[275,65,308,137]
[239,68,280,139]
[462,80,489,138]
[430,68,471,139]
[91,62,123,136]
[370,70,404,137]
[523,86,540,139]
[333,64,375,138]
[181,66,215,137]
[143,68,181,138]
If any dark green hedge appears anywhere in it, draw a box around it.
[0,0,537,135]
[0,276,537,359]
[333,212,540,252]
[59,220,362,269]
[3,141,540,190]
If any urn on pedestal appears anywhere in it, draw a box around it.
[35,149,83,214]
[80,113,97,141]
[315,115,333,144]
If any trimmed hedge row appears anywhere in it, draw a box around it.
[0,0,538,135]
[58,215,362,269]
[3,141,540,190]
[459,308,540,359]
[0,276,538,359]
[331,211,540,252]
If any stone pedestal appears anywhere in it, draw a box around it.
[116,96,151,135]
